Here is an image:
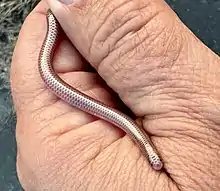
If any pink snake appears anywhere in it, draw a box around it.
[38,9,163,171]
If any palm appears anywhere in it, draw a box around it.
[27,35,171,190]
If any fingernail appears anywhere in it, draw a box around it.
[58,0,73,4]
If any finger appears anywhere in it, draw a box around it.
[11,0,124,140]
[10,0,89,113]
[46,0,219,117]
[11,0,124,129]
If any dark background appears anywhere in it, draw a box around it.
[0,0,219,190]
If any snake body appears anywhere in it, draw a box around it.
[38,10,163,171]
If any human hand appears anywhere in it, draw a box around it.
[11,0,220,190]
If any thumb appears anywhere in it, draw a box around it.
[46,0,219,118]
[46,0,172,65]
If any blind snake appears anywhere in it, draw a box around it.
[38,9,163,171]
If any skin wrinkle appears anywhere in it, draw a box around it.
[184,163,213,190]
[178,172,200,191]
[188,160,215,190]
[104,10,163,69]
[87,145,117,190]
[145,86,197,99]
[180,133,218,156]
[164,98,205,118]
[132,73,199,115]
[42,155,72,189]
[96,24,184,106]
[91,165,112,190]
[184,96,220,129]
[144,104,219,140]
[145,119,215,145]
[129,70,220,117]
[144,112,202,128]
[31,100,69,124]
[160,19,182,66]
[124,88,192,116]
[95,8,165,73]
[12,84,49,113]
[99,139,127,190]
[31,101,96,135]
[135,79,194,97]
[101,10,149,55]
[43,136,101,182]
[56,135,100,160]
[134,158,144,190]
[91,146,120,190]
[162,136,219,190]
[15,88,51,115]
[204,103,220,126]
[83,169,95,191]
[111,140,141,190]
[94,0,130,22]
[108,3,152,50]
[123,22,164,65]
[164,30,180,65]
[46,113,95,136]
[99,37,171,99]
[151,171,160,190]
[71,155,97,190]
[31,110,59,135]
[136,23,169,59]
[168,179,175,191]
[139,65,194,88]
[177,128,220,152]
[48,106,92,126]
[114,143,143,190]
[61,122,119,154]
[126,156,139,190]
[147,114,217,190]
[101,0,144,37]
[188,101,220,128]
[88,0,132,58]
[90,132,125,165]
[122,83,168,103]
[163,142,196,175]
[84,136,139,190]
[99,2,153,51]
[202,96,220,119]
[90,144,116,172]
[168,116,209,134]
[161,176,174,191]
[111,157,127,190]
[71,167,90,190]
[68,158,95,190]
[133,158,144,190]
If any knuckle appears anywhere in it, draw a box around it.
[97,9,185,94]
[120,11,183,67]
[89,0,160,64]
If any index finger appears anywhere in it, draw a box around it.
[10,0,86,114]
[10,1,49,110]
